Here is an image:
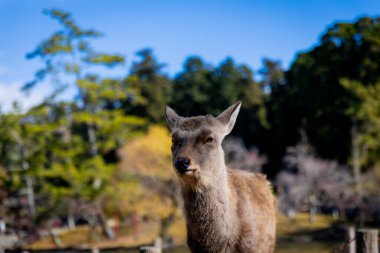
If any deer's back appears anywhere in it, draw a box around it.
[228,169,277,253]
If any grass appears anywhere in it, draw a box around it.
[276,241,339,253]
[166,212,336,245]
[28,221,160,250]
[277,212,335,236]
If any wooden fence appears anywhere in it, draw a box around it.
[343,227,379,253]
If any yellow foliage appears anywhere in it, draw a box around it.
[112,125,179,218]
[102,176,144,215]
[132,194,174,218]
[120,125,174,180]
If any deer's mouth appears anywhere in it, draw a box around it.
[177,168,198,175]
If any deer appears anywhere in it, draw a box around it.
[165,101,277,253]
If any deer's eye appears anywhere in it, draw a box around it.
[205,136,214,144]
[172,138,181,148]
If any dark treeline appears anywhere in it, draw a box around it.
[1,9,380,241]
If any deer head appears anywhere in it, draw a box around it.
[165,101,242,188]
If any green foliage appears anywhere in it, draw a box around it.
[85,53,124,67]
[287,16,380,163]
[172,57,268,148]
[341,79,380,166]
[171,56,213,115]
[24,8,124,92]
[259,59,296,174]
[3,8,146,231]
[125,49,172,123]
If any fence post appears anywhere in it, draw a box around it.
[356,229,378,253]
[139,246,161,253]
[346,226,356,253]
[139,237,162,253]
[154,237,162,249]
[91,248,100,253]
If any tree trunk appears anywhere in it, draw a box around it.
[88,123,98,157]
[68,215,75,230]
[25,175,36,216]
[48,229,63,248]
[351,123,362,196]
[98,210,115,240]
[21,145,36,217]
[159,212,175,239]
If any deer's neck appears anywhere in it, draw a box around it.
[182,166,237,251]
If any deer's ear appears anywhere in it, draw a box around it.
[165,106,181,130]
[217,101,242,135]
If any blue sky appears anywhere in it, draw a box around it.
[0,0,379,111]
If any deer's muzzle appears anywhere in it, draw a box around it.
[174,158,191,173]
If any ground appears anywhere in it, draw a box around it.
[27,213,340,252]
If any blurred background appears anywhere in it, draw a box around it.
[1,1,380,252]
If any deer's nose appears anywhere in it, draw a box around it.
[174,158,191,173]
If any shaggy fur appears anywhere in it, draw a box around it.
[166,101,277,253]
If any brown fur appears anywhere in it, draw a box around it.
[166,102,277,253]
